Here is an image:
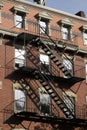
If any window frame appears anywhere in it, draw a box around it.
[83,31,87,45]
[61,25,71,41]
[0,2,3,24]
[63,56,73,76]
[85,63,87,83]
[63,92,75,115]
[37,12,52,36]
[15,45,26,68]
[39,90,51,116]
[15,13,25,29]
[14,89,26,113]
[13,5,28,30]
[39,18,49,35]
[40,53,50,73]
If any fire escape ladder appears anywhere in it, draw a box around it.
[17,76,60,118]
[35,38,73,78]
[35,71,75,119]
[18,78,40,109]
[25,46,75,118]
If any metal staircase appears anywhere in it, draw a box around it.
[34,37,73,78]
[18,78,40,109]
[18,76,60,116]
[25,46,75,119]
[34,71,75,119]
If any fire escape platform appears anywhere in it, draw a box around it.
[6,66,85,87]
[16,32,39,44]
[53,76,85,88]
[16,32,79,52]
[19,66,85,86]
[4,111,87,127]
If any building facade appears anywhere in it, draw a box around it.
[0,0,87,130]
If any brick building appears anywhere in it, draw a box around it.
[0,0,87,130]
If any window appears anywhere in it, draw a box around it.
[39,19,49,34]
[0,81,2,89]
[86,96,87,103]
[15,14,25,28]
[0,127,2,130]
[40,53,50,73]
[13,5,28,29]
[59,18,74,41]
[37,11,52,35]
[62,26,71,40]
[0,2,3,23]
[85,64,87,82]
[14,89,26,112]
[63,94,75,115]
[63,57,73,76]
[83,31,87,45]
[15,48,26,68]
[40,91,51,116]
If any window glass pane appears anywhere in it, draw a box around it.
[63,95,75,115]
[40,54,50,73]
[63,59,72,70]
[62,26,70,40]
[86,64,87,72]
[16,14,23,28]
[83,32,87,45]
[15,49,25,67]
[40,21,47,33]
[85,64,87,82]
[40,93,51,116]
[63,58,73,77]
[14,89,26,112]
[40,54,49,64]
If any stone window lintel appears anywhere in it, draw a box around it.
[12,5,29,14]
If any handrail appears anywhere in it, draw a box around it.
[26,49,75,118]
[3,98,87,120]
[27,21,78,62]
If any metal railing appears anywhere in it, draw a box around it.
[3,97,87,123]
[27,20,79,46]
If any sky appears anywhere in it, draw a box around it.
[28,0,87,17]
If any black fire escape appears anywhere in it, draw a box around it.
[3,23,87,129]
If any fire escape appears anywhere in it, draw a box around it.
[3,22,87,129]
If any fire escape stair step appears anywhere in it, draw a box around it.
[38,76,74,118]
[36,38,72,78]
[28,39,74,118]
[52,58,59,63]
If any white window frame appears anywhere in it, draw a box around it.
[86,96,87,103]
[61,26,71,40]
[39,20,47,34]
[85,63,87,83]
[39,19,49,35]
[0,2,3,24]
[63,94,75,115]
[0,81,2,89]
[83,31,87,45]
[14,89,26,113]
[40,53,50,73]
[63,58,73,76]
[15,48,26,68]
[15,13,26,29]
[40,92,51,116]
[15,14,24,28]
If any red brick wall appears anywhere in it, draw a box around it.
[0,0,87,130]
